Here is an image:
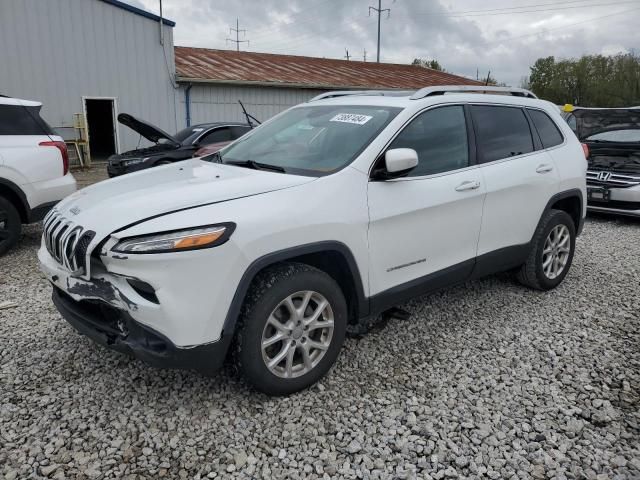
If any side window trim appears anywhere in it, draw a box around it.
[463,103,478,166]
[522,108,543,151]
[369,102,472,180]
[469,103,536,164]
[526,107,566,151]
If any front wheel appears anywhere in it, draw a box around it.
[517,209,576,290]
[235,263,347,395]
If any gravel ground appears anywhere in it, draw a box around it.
[1,214,639,480]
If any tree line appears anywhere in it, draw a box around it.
[524,53,640,107]
[413,52,640,107]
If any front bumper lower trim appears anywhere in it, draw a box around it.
[52,286,232,373]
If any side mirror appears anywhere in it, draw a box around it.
[373,148,418,180]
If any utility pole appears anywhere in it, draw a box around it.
[158,0,164,45]
[226,18,249,52]
[369,0,392,63]
[344,48,351,61]
[363,49,367,62]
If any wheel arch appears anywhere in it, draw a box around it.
[222,241,368,334]
[0,178,29,223]
[542,189,584,236]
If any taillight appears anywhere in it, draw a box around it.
[40,141,69,175]
[581,143,589,159]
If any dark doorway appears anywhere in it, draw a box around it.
[85,99,117,161]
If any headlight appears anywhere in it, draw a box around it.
[122,157,148,166]
[112,224,235,254]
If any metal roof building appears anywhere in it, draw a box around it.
[174,47,482,127]
[0,0,178,158]
[1,0,481,159]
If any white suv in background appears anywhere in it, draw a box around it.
[0,96,76,254]
[38,86,587,395]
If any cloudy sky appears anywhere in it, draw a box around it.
[130,0,640,86]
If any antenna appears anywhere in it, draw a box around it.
[344,48,351,61]
[363,49,367,62]
[226,18,249,52]
[369,0,394,62]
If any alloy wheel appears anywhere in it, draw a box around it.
[261,290,334,379]
[542,224,571,280]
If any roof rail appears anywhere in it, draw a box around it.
[410,85,537,100]
[309,90,414,102]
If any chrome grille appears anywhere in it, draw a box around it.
[587,170,640,189]
[43,210,94,275]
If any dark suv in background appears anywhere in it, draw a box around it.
[107,113,251,177]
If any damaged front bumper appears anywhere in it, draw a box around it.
[38,243,236,373]
[52,287,231,373]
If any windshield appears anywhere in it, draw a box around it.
[586,129,640,143]
[218,105,402,175]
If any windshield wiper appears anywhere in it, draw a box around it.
[224,159,286,173]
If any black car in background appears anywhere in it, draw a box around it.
[107,113,251,177]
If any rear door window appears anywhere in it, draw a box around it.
[528,109,564,148]
[471,105,534,163]
[0,105,52,135]
[198,127,232,145]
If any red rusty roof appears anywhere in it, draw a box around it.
[174,47,482,90]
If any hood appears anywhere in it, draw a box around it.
[572,108,640,141]
[55,159,315,242]
[118,113,179,146]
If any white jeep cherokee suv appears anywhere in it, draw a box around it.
[0,96,76,254]
[39,86,587,395]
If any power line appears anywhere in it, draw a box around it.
[407,0,638,18]
[244,3,638,62]
[407,0,636,17]
[248,0,342,41]
[226,18,249,52]
[369,0,393,63]
[380,5,640,64]
[254,0,628,56]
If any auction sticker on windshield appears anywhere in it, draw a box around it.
[330,113,373,125]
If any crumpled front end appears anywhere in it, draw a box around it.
[38,221,243,371]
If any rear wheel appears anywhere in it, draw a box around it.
[0,196,21,256]
[235,263,347,395]
[517,209,575,290]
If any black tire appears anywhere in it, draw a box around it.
[154,159,172,167]
[517,209,576,290]
[0,196,21,256]
[235,262,347,395]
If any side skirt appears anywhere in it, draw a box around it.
[470,244,530,280]
[366,243,531,320]
[368,259,475,317]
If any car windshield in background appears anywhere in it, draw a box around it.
[586,129,640,143]
[218,105,402,175]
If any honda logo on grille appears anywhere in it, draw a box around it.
[598,171,612,181]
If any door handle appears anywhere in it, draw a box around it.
[455,180,481,192]
[536,164,554,174]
